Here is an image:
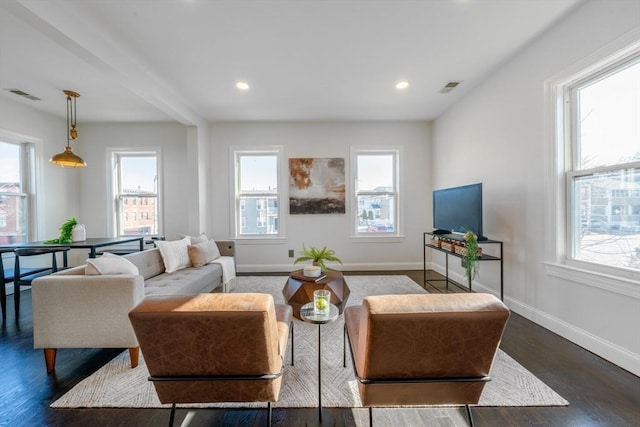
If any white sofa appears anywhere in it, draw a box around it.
[31,240,235,372]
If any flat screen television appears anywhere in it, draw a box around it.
[433,183,485,240]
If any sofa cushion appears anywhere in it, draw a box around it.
[188,239,221,268]
[155,237,191,273]
[179,233,209,245]
[124,248,165,280]
[86,252,139,276]
[144,263,223,296]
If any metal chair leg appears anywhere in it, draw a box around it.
[290,321,294,366]
[369,406,373,427]
[267,401,272,427]
[169,403,176,427]
[343,323,346,367]
[465,404,474,427]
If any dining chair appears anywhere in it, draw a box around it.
[12,247,70,319]
[1,247,54,321]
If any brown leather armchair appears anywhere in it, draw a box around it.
[129,293,294,427]
[344,293,510,426]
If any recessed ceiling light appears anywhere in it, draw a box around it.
[236,81,250,90]
[396,81,409,90]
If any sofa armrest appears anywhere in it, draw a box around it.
[31,271,145,349]
[216,240,235,258]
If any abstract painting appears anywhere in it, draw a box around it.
[289,158,345,214]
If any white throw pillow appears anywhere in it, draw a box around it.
[188,239,221,268]
[86,252,139,276]
[178,233,209,245]
[155,236,192,273]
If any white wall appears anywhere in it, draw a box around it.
[78,122,189,241]
[0,97,78,241]
[210,121,432,272]
[0,97,81,281]
[431,0,640,375]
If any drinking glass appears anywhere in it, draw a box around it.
[314,289,330,315]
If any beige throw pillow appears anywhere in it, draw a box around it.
[188,239,221,268]
[86,252,139,275]
[155,236,192,273]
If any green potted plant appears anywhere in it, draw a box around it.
[293,243,343,272]
[463,230,480,281]
[44,217,78,244]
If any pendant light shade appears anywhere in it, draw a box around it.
[50,90,86,168]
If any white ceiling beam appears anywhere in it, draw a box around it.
[6,0,207,127]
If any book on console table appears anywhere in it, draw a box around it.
[291,272,327,282]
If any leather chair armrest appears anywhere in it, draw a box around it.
[275,303,293,359]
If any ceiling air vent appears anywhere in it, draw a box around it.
[440,81,462,94]
[6,89,42,101]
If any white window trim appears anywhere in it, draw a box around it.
[0,129,40,241]
[105,147,163,237]
[229,146,286,242]
[349,145,404,241]
[543,31,640,296]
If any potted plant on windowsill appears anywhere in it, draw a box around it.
[293,243,343,272]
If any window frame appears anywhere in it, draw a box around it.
[106,148,162,238]
[565,53,640,274]
[544,36,640,289]
[350,145,403,240]
[0,130,38,243]
[230,146,285,240]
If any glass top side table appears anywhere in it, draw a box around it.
[300,302,339,426]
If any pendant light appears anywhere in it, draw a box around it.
[50,90,86,168]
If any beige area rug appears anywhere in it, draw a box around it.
[51,275,568,421]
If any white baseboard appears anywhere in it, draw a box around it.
[506,297,640,376]
[425,262,640,376]
[238,261,424,274]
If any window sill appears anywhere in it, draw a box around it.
[350,235,405,243]
[234,237,286,245]
[543,262,640,299]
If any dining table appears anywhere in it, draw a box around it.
[0,236,145,267]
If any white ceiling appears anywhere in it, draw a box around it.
[0,0,583,124]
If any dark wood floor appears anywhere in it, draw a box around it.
[1,271,638,426]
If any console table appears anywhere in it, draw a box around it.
[423,231,504,300]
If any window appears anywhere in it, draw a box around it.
[0,137,35,244]
[232,147,283,237]
[566,55,640,272]
[110,151,160,237]
[351,147,401,236]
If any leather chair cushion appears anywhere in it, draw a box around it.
[345,293,509,406]
[129,293,292,404]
